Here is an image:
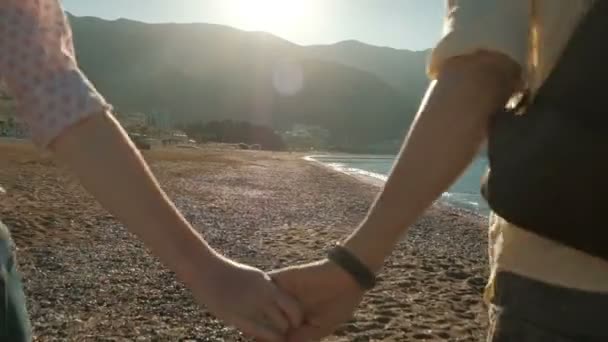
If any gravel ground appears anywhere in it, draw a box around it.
[0,143,489,341]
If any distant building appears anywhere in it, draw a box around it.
[161,129,190,145]
[0,112,10,136]
[0,85,14,136]
[118,112,149,129]
[282,124,329,150]
[286,124,327,138]
[0,83,29,138]
[0,103,27,138]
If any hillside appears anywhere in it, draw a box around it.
[307,40,429,102]
[67,14,429,151]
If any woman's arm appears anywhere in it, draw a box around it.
[49,112,301,341]
[50,113,218,284]
[0,1,301,340]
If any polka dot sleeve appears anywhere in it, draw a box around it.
[0,0,112,148]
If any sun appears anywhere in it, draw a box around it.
[222,0,313,35]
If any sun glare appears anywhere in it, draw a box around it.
[222,0,314,35]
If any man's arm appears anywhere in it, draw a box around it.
[271,52,523,342]
[343,51,521,272]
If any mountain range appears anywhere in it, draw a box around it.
[67,14,431,151]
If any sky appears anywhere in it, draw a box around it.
[61,0,445,51]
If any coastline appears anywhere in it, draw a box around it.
[2,142,489,341]
[305,154,489,220]
[304,155,388,187]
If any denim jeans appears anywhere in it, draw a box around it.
[488,272,608,341]
[0,220,32,342]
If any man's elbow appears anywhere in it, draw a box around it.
[437,51,523,110]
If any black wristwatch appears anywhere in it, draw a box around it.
[327,243,377,291]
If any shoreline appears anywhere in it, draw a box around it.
[305,154,489,220]
[304,155,388,187]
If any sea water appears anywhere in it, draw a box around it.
[310,154,490,215]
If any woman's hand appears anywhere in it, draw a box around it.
[270,261,365,342]
[190,257,303,341]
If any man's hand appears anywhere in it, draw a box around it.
[191,258,303,342]
[270,261,366,342]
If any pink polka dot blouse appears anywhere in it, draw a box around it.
[1,0,112,147]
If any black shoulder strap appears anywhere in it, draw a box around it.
[533,1,608,112]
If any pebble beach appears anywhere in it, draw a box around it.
[0,142,490,341]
